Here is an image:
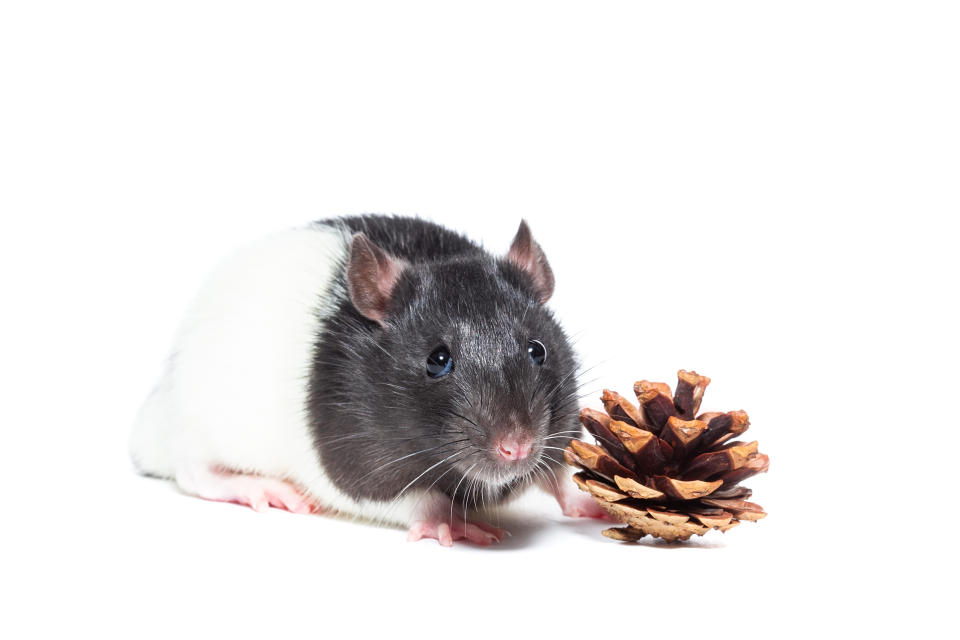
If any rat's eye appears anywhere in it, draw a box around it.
[426,346,454,378]
[527,340,547,366]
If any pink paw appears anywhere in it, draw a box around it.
[559,492,615,521]
[230,477,316,515]
[407,519,507,547]
[183,467,320,515]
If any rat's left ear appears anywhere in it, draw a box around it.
[507,220,555,304]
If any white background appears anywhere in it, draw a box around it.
[2,1,957,638]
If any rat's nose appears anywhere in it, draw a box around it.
[496,435,533,461]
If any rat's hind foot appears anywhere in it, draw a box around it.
[407,519,507,547]
[176,465,319,514]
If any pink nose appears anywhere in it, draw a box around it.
[497,436,533,461]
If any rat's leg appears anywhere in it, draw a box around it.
[175,463,319,515]
[535,467,612,520]
[404,491,507,547]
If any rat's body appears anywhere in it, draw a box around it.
[131,216,602,545]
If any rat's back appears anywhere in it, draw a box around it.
[129,223,351,488]
[332,214,482,263]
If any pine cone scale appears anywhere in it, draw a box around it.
[661,416,709,459]
[654,476,723,500]
[608,422,670,474]
[601,390,646,430]
[674,370,711,417]
[613,475,665,500]
[579,409,642,471]
[568,440,637,482]
[681,440,759,480]
[634,384,676,429]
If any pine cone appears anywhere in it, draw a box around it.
[565,370,769,542]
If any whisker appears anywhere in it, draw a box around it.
[450,462,479,527]
[403,449,481,519]
[355,438,471,483]
[541,432,583,441]
[386,446,474,513]
[540,445,575,453]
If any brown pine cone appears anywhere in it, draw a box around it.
[565,370,769,542]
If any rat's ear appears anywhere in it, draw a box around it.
[507,220,555,304]
[346,233,405,325]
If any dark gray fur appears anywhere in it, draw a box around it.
[307,215,580,509]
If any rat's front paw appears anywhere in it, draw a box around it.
[407,519,507,547]
[557,489,616,521]
[535,469,615,521]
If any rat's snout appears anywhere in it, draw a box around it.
[496,433,533,461]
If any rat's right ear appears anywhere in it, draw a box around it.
[507,220,555,304]
[346,233,405,326]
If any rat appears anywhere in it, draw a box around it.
[130,215,605,546]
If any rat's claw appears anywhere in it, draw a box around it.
[465,520,508,542]
[407,525,425,543]
[437,522,454,547]
[265,484,316,514]
[460,523,502,545]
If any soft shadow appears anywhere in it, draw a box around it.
[459,507,567,551]
[608,536,728,550]
[553,516,729,549]
[481,516,553,551]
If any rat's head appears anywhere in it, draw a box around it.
[345,221,580,498]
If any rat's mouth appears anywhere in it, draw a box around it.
[467,449,542,487]
[448,457,539,509]
[450,412,554,488]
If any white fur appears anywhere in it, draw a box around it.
[129,224,437,527]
